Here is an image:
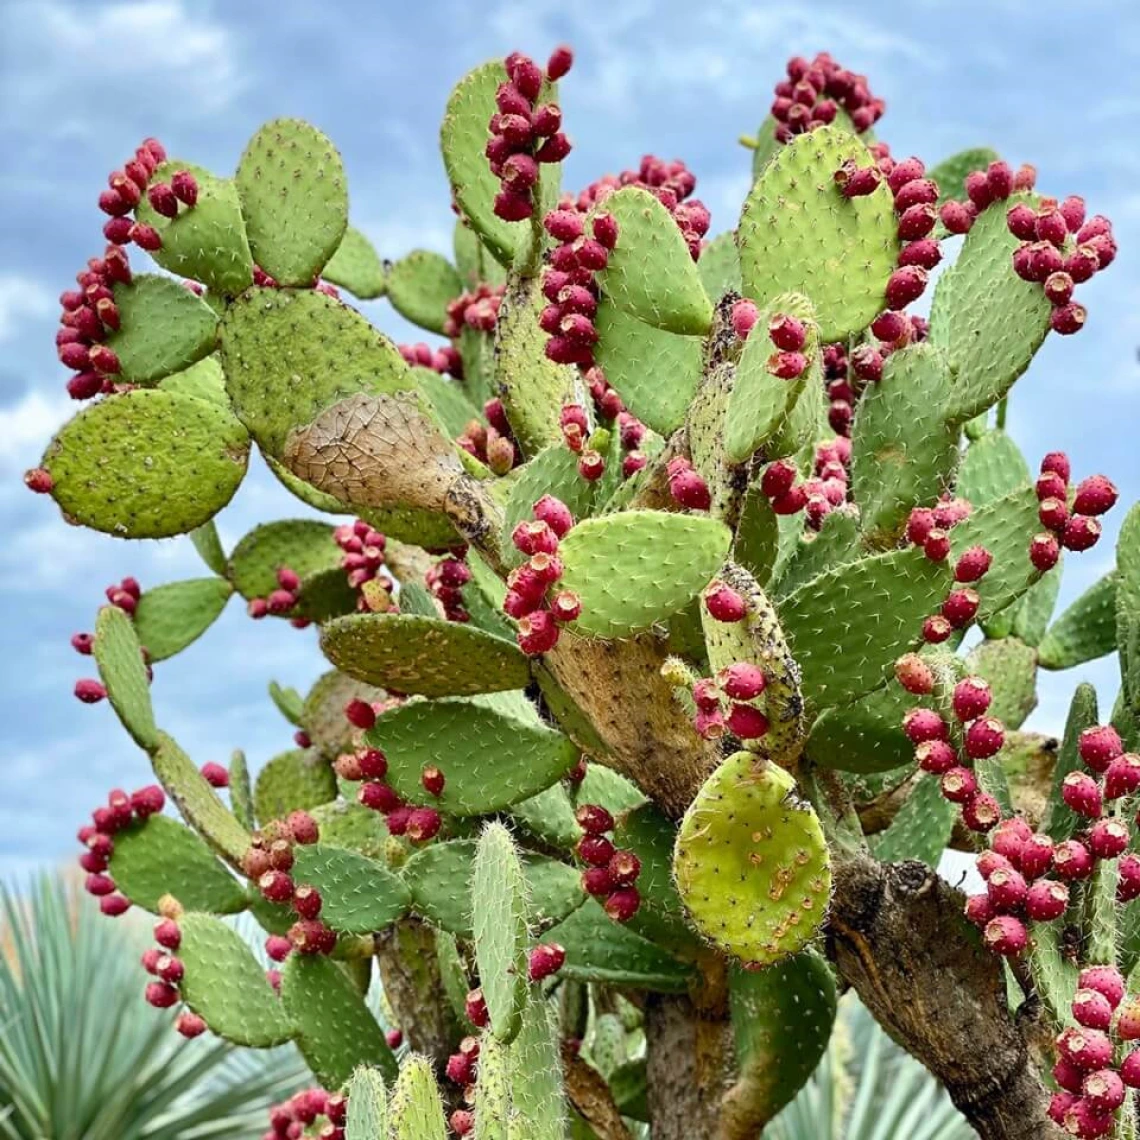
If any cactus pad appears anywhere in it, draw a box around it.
[593,187,713,335]
[132,577,233,662]
[872,772,956,864]
[738,126,899,342]
[415,368,482,440]
[612,805,695,948]
[474,1032,511,1138]
[1039,573,1118,670]
[674,753,830,967]
[806,680,918,773]
[235,118,348,285]
[189,518,228,575]
[386,251,463,334]
[324,226,387,298]
[697,231,742,299]
[228,518,341,602]
[956,429,1031,506]
[282,953,397,1087]
[93,604,158,751]
[1042,683,1100,843]
[176,913,293,1047]
[159,355,228,405]
[770,508,860,600]
[134,161,253,295]
[556,511,731,639]
[320,613,530,697]
[290,843,411,933]
[505,989,567,1139]
[105,274,218,384]
[268,681,304,725]
[929,147,1001,206]
[367,697,578,815]
[301,669,386,760]
[42,388,250,539]
[966,636,1038,728]
[389,1055,448,1140]
[253,749,337,826]
[229,749,255,830]
[219,286,413,457]
[346,1068,389,1139]
[309,801,388,858]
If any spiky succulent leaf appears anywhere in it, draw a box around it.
[190,518,228,575]
[806,680,917,774]
[389,1055,448,1140]
[229,749,255,830]
[132,577,233,662]
[1042,683,1100,843]
[387,251,463,334]
[254,749,337,827]
[309,801,389,858]
[301,669,386,760]
[871,774,956,864]
[770,507,860,600]
[966,637,1038,728]
[324,226,386,298]
[228,518,342,608]
[290,843,410,933]
[269,680,305,725]
[698,231,742,299]
[506,988,567,1140]
[159,354,228,404]
[346,1067,389,1139]
[956,429,1029,505]
[93,603,158,751]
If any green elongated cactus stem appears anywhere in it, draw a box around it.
[389,1055,448,1140]
[346,1067,389,1139]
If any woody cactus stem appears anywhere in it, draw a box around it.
[28,40,1140,1140]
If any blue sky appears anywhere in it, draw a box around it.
[1,0,1138,879]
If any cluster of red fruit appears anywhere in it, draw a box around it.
[487,48,573,222]
[1030,452,1117,567]
[1008,198,1116,336]
[333,519,394,610]
[76,784,165,914]
[262,1087,348,1140]
[731,303,812,377]
[442,283,504,337]
[755,437,852,532]
[96,136,185,251]
[242,809,340,956]
[939,158,1035,237]
[503,494,582,655]
[690,661,771,743]
[425,552,472,623]
[139,911,208,1040]
[769,51,885,144]
[247,564,310,627]
[397,340,462,378]
[458,396,519,474]
[72,576,152,703]
[1047,966,1140,1138]
[554,403,604,481]
[342,699,443,843]
[574,803,642,922]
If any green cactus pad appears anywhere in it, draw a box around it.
[727,952,836,1128]
[190,518,228,575]
[1039,573,1118,670]
[948,485,1041,620]
[1042,683,1100,844]
[770,508,860,601]
[930,147,1001,206]
[956,429,1030,506]
[253,749,337,826]
[872,773,956,864]
[219,286,413,457]
[738,126,899,342]
[730,309,820,467]
[104,274,218,384]
[474,1032,511,1139]
[592,298,703,437]
[734,486,781,587]
[414,368,481,440]
[301,669,386,760]
[229,749,255,831]
[386,251,463,334]
[389,1055,448,1140]
[158,355,228,405]
[1005,566,1062,647]
[93,604,158,751]
[780,547,951,710]
[930,194,1052,426]
[965,637,1038,729]
[674,753,830,966]
[806,679,917,774]
[151,733,251,868]
[134,161,253,295]
[543,901,692,991]
[268,680,304,725]
[473,822,530,1043]
[367,697,578,815]
[324,226,387,298]
[176,913,293,1047]
[508,783,580,850]
[320,613,530,697]
[309,801,388,858]
[108,814,246,913]
[593,187,713,335]
[346,1068,389,1139]
[851,344,958,541]
[556,511,731,639]
[506,988,566,1140]
[1119,505,1140,723]
[228,518,341,602]
[402,840,583,937]
[768,370,826,461]
[234,118,348,285]
[290,843,410,933]
[1028,920,1079,1034]
[697,231,742,300]
[132,577,233,662]
[436,929,475,1026]
[282,953,397,1087]
[577,762,649,815]
[42,388,250,539]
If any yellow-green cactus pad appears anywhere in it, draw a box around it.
[738,126,899,342]
[414,367,482,440]
[956,429,1030,506]
[42,388,250,539]
[301,669,386,760]
[593,186,713,336]
[235,118,348,286]
[134,161,253,296]
[387,251,463,334]
[158,355,228,406]
[389,1055,448,1140]
[930,147,1000,206]
[674,753,830,967]
[806,679,920,774]
[698,231,742,300]
[324,226,387,298]
[105,274,218,384]
[290,843,411,933]
[309,801,388,859]
[346,1068,389,1140]
[93,604,157,751]
[506,988,567,1140]
[176,913,293,1047]
[219,286,413,457]
[108,815,246,914]
[966,636,1039,729]
[557,511,731,639]
[367,697,579,815]
[253,749,337,826]
[320,613,530,697]
[228,518,341,601]
[132,577,233,662]
[282,953,397,1087]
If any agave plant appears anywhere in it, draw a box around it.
[0,875,307,1140]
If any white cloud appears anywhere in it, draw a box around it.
[0,276,54,343]
[0,387,72,467]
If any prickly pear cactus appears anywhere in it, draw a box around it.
[30,43,1134,1140]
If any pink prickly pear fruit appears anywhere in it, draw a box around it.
[760,460,797,500]
[576,804,614,835]
[200,762,229,788]
[719,662,767,701]
[1061,771,1103,818]
[1071,989,1114,1031]
[1088,818,1130,860]
[1122,1050,1140,1088]
[951,677,992,722]
[982,915,1026,956]
[922,528,951,562]
[704,582,746,623]
[1078,725,1123,774]
[1048,1092,1079,1128]
[603,887,641,923]
[726,703,769,740]
[292,885,322,919]
[131,785,165,817]
[691,678,721,712]
[902,708,947,744]
[145,981,179,1008]
[265,935,291,962]
[344,698,376,730]
[940,200,976,234]
[989,816,1031,861]
[286,810,319,845]
[940,767,978,804]
[176,1011,207,1038]
[954,546,993,583]
[1083,1069,1126,1114]
[941,587,980,628]
[964,717,1005,760]
[1025,879,1069,921]
[1072,475,1118,516]
[1018,833,1056,880]
[731,299,759,339]
[421,766,446,797]
[1054,1056,1087,1094]
[1056,1027,1113,1071]
[527,942,566,981]
[986,867,1028,911]
[1079,966,1126,1010]
[1118,854,1140,903]
[894,653,934,694]
[517,609,559,655]
[915,739,956,775]
[577,835,616,867]
[1052,840,1094,881]
[1063,1099,1114,1138]
[768,312,806,351]
[465,987,489,1027]
[386,1028,404,1049]
[964,893,994,928]
[406,808,442,844]
[1029,532,1061,572]
[975,850,1014,882]
[1062,515,1102,552]
[607,849,641,887]
[533,494,574,537]
[100,894,131,917]
[171,170,198,206]
[669,468,712,510]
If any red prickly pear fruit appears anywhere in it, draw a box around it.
[517,609,559,655]
[1036,208,1068,247]
[546,44,573,80]
[200,762,229,788]
[289,919,337,956]
[964,893,994,928]
[952,677,992,722]
[1056,1028,1113,1070]
[344,699,376,730]
[1124,1051,1140,1089]
[964,717,1005,760]
[276,565,301,592]
[1106,754,1140,799]
[1061,771,1102,818]
[153,917,181,949]
[1066,245,1100,283]
[1089,818,1130,860]
[1072,989,1115,1031]
[766,349,807,379]
[1054,1058,1086,1094]
[719,662,767,701]
[731,299,759,339]
[533,494,574,537]
[915,739,956,775]
[493,189,534,222]
[267,839,294,873]
[986,866,1028,910]
[292,884,322,919]
[527,942,566,982]
[1029,532,1061,572]
[1072,475,1118,517]
[726,703,769,740]
[145,981,179,1008]
[1053,840,1095,881]
[897,203,937,241]
[576,803,614,835]
[982,915,1026,956]
[1038,496,1069,532]
[871,310,908,342]
[421,766,446,798]
[175,1011,207,1039]
[893,178,938,210]
[75,679,108,704]
[1050,302,1086,335]
[976,850,1013,881]
[265,935,291,961]
[1119,855,1140,902]
[704,582,746,623]
[1083,1069,1126,1114]
[608,849,641,887]
[1019,832,1055,880]
[886,157,925,194]
[406,808,442,844]
[356,748,388,779]
[147,183,179,218]
[985,161,1014,200]
[691,678,721,713]
[88,345,120,375]
[884,265,927,310]
[465,988,489,1027]
[902,708,948,744]
[906,507,936,545]
[1042,451,1072,483]
[941,587,980,628]
[921,615,953,644]
[603,887,641,923]
[544,209,583,242]
[1079,966,1125,1009]
[989,816,1031,862]
[760,460,797,499]
[85,873,116,896]
[67,371,104,400]
[386,1028,404,1049]
[156,954,184,984]
[894,653,934,694]
[577,449,605,482]
[582,866,614,896]
[1079,724,1123,772]
[551,590,582,623]
[770,484,808,516]
[24,467,54,494]
[445,1050,474,1085]
[1036,471,1068,501]
[940,200,976,235]
[592,212,618,249]
[286,810,319,846]
[940,767,978,804]
[265,967,281,991]
[768,312,806,351]
[1025,879,1070,921]
[130,222,163,251]
[100,894,131,917]
[1043,271,1074,307]
[694,708,725,740]
[850,344,883,382]
[1062,515,1101,552]
[259,870,294,903]
[669,468,712,510]
[577,835,616,867]
[834,161,880,197]
[130,785,165,817]
[1061,1100,1114,1138]
[922,528,951,562]
[962,793,1001,833]
[171,170,198,207]
[964,171,992,210]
